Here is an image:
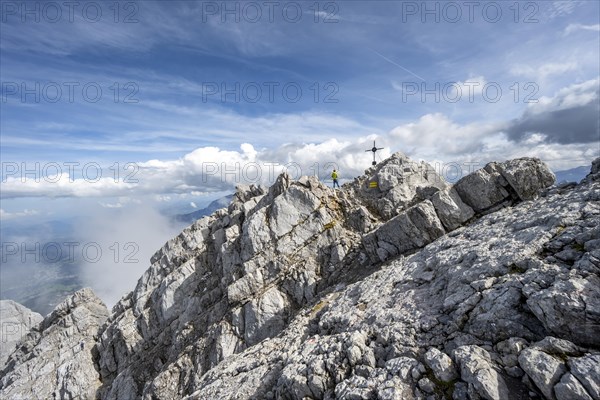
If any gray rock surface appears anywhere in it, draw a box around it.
[554,373,593,400]
[430,187,475,231]
[424,347,458,382]
[0,288,109,399]
[362,199,446,262]
[569,354,600,399]
[519,346,567,399]
[343,152,450,221]
[454,345,509,400]
[0,300,42,369]
[1,155,597,400]
[497,158,556,201]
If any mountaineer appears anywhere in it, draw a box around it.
[331,169,340,189]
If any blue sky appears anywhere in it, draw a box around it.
[1,0,599,218]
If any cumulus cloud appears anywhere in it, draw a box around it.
[1,137,388,199]
[2,116,597,201]
[389,113,500,158]
[387,115,596,172]
[505,79,599,144]
[2,81,598,201]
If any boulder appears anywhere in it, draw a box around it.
[430,187,475,231]
[454,166,510,214]
[363,200,446,262]
[453,345,509,400]
[569,354,600,399]
[423,347,458,382]
[554,373,593,400]
[496,157,555,200]
[519,347,566,399]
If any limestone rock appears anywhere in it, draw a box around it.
[519,347,567,399]
[568,354,600,399]
[554,373,593,400]
[526,275,600,348]
[496,157,556,200]
[424,347,458,382]
[0,288,109,400]
[454,158,555,214]
[0,155,595,400]
[363,200,446,262]
[345,152,449,220]
[0,300,42,369]
[582,157,600,183]
[453,345,509,400]
[454,166,511,214]
[430,187,475,231]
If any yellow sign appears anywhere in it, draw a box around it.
[369,181,378,188]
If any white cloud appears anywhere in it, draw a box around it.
[524,78,599,115]
[0,208,39,220]
[389,114,595,172]
[510,62,578,81]
[390,113,500,157]
[155,195,172,202]
[3,117,596,201]
[99,202,123,208]
[190,202,197,208]
[564,23,600,35]
[0,138,387,199]
[2,80,597,201]
[1,175,137,198]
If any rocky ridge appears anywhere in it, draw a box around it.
[0,153,598,400]
[0,300,43,368]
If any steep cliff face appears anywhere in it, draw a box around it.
[1,153,598,400]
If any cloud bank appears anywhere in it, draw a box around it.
[2,79,598,202]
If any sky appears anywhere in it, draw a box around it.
[1,0,599,305]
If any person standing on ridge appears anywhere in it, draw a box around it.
[331,169,340,189]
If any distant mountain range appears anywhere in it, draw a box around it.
[173,194,234,224]
[553,165,590,184]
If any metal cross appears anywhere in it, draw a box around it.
[365,140,384,166]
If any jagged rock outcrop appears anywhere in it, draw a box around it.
[1,153,598,400]
[0,288,109,399]
[0,300,43,369]
[343,153,450,221]
[178,157,597,400]
[362,157,554,262]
